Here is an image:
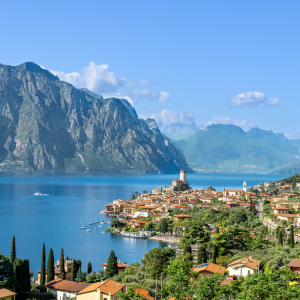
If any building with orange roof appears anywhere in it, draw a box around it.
[228,256,260,276]
[0,289,16,300]
[102,261,130,273]
[173,214,191,222]
[133,287,154,299]
[77,280,125,300]
[45,279,91,300]
[193,262,226,275]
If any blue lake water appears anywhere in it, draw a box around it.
[0,172,288,276]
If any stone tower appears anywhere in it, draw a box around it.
[180,170,187,184]
[243,181,247,192]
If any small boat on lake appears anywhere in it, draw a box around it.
[89,222,95,225]
[95,221,99,223]
[94,227,98,229]
[86,229,91,232]
[98,225,102,227]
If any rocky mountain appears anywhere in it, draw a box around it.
[0,62,192,174]
[160,123,200,140]
[173,124,300,173]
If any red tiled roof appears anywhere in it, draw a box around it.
[0,289,17,298]
[45,279,91,292]
[228,256,260,271]
[77,280,124,296]
[193,263,226,275]
[102,261,131,268]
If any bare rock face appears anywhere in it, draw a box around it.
[0,62,192,173]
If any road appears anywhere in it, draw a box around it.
[256,201,300,242]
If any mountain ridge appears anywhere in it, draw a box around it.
[0,62,192,174]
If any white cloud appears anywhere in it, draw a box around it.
[128,89,170,103]
[230,91,279,108]
[204,116,255,130]
[141,109,196,127]
[50,62,152,94]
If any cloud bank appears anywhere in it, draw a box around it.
[230,91,279,108]
[128,89,170,103]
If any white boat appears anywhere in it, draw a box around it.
[101,221,107,224]
[89,222,95,225]
[86,229,91,232]
[34,192,42,195]
[83,225,86,227]
[79,226,85,229]
[98,225,102,227]
[94,227,98,229]
[95,221,99,223]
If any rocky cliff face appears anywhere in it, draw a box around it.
[0,62,192,173]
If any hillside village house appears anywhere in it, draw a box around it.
[102,261,130,273]
[77,280,125,300]
[228,256,260,276]
[45,279,91,300]
[193,263,226,275]
[287,259,300,273]
[173,214,191,222]
[0,289,16,300]
[274,206,290,215]
[37,259,74,284]
[223,189,243,197]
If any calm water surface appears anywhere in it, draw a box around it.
[0,172,288,275]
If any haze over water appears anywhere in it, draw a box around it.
[0,172,288,276]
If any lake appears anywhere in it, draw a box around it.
[0,172,288,276]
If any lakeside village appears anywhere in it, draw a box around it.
[4,173,300,298]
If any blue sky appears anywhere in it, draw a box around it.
[1,1,300,138]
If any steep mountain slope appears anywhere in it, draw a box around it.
[0,62,192,173]
[173,124,300,172]
[160,123,200,140]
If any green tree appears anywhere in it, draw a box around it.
[47,248,54,283]
[76,267,86,282]
[73,259,81,279]
[278,229,283,245]
[142,247,175,279]
[180,219,210,246]
[104,251,118,278]
[289,225,295,248]
[162,256,197,299]
[40,243,46,285]
[211,246,218,264]
[59,248,65,279]
[111,217,121,229]
[159,219,168,234]
[197,246,207,264]
[215,226,219,234]
[10,236,16,265]
[142,190,148,194]
[87,262,92,274]
[118,286,143,300]
[0,253,19,291]
[14,258,31,298]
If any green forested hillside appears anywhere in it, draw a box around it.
[173,124,300,172]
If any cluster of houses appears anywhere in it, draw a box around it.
[104,172,257,232]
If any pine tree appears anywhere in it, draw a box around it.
[160,219,168,234]
[40,243,46,285]
[10,235,16,264]
[24,259,31,291]
[47,248,54,283]
[59,248,65,279]
[197,246,207,264]
[104,251,118,278]
[87,262,92,274]
[215,227,219,234]
[289,225,295,247]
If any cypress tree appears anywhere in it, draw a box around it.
[215,227,219,234]
[47,248,54,283]
[278,229,283,245]
[24,259,31,291]
[10,235,16,265]
[104,251,118,278]
[87,262,92,274]
[197,246,207,264]
[211,246,218,264]
[289,225,295,247]
[40,243,46,285]
[59,248,65,279]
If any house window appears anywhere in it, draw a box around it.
[68,268,72,273]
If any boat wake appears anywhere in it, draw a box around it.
[34,192,49,196]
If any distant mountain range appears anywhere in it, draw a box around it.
[160,123,200,140]
[172,124,300,173]
[0,62,192,174]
